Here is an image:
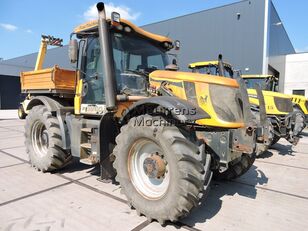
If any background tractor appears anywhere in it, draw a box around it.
[189,56,305,147]
[188,56,272,155]
[242,74,306,145]
[20,2,258,224]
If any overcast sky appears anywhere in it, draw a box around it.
[0,0,307,59]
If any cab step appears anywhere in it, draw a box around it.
[80,143,91,149]
[79,154,98,165]
[81,128,93,133]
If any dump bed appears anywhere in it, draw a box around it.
[20,65,76,94]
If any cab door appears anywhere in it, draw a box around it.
[80,37,107,115]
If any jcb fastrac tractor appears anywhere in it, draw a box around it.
[242,74,306,145]
[189,57,305,147]
[188,57,272,155]
[241,74,308,122]
[21,3,259,224]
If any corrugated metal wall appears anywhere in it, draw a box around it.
[0,75,22,109]
[142,0,267,73]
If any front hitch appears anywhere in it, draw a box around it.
[285,111,305,145]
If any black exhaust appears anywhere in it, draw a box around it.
[97,2,117,111]
[218,54,225,77]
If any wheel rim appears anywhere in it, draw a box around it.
[128,138,170,200]
[31,120,49,157]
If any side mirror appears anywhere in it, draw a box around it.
[174,40,180,50]
[68,39,78,63]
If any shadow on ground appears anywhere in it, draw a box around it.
[55,159,268,229]
[180,165,268,227]
[57,157,100,176]
[271,143,295,156]
[300,131,308,137]
[256,143,295,159]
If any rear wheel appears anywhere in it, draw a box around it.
[25,105,72,171]
[213,153,255,180]
[18,105,27,119]
[113,115,212,224]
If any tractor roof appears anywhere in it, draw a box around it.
[241,74,275,79]
[188,61,232,69]
[74,19,173,44]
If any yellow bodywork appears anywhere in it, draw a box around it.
[73,20,245,129]
[242,75,308,115]
[247,89,292,115]
[291,95,308,114]
[74,73,82,114]
[74,19,172,44]
[241,74,275,79]
[35,42,48,71]
[189,61,232,69]
[150,70,244,128]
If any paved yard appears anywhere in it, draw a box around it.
[1,115,308,230]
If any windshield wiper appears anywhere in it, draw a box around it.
[125,69,149,77]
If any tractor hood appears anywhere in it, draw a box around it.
[247,89,291,99]
[149,70,239,88]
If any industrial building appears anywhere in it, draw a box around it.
[0,0,307,109]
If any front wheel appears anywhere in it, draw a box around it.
[113,115,212,224]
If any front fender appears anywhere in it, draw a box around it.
[120,96,210,124]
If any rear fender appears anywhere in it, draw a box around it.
[26,96,73,150]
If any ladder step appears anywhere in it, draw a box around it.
[80,143,91,149]
[80,155,98,165]
[81,128,93,133]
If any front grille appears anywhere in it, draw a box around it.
[209,84,244,123]
[274,97,293,113]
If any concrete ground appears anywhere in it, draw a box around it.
[1,113,308,230]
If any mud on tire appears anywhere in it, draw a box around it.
[25,105,72,171]
[113,115,212,224]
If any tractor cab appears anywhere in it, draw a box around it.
[189,60,234,77]
[242,75,279,92]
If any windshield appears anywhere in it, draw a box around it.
[112,32,170,95]
[194,65,233,78]
[244,78,274,90]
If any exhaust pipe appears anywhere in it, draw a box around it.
[97,2,117,111]
[218,54,225,77]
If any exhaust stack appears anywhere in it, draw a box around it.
[96,2,117,111]
[218,54,225,77]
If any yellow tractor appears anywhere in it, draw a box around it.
[189,57,306,146]
[242,74,306,145]
[242,74,308,120]
[20,3,259,224]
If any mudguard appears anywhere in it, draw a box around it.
[120,96,210,124]
[26,96,73,150]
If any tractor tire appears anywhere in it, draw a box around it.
[270,134,280,146]
[113,115,212,224]
[213,153,255,180]
[18,105,27,119]
[25,105,72,171]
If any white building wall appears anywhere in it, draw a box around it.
[284,53,308,97]
[268,55,286,92]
